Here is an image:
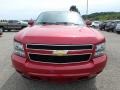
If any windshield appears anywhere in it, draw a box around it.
[36,11,85,26]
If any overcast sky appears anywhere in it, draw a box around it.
[0,0,119,20]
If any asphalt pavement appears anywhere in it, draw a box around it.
[0,31,120,90]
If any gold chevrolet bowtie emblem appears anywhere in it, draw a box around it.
[53,50,68,56]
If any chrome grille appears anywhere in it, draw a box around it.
[27,44,93,63]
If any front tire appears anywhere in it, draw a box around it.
[113,29,116,33]
[111,29,114,32]
[106,29,109,32]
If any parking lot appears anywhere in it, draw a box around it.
[0,31,120,90]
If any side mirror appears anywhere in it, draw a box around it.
[85,20,92,27]
[28,20,34,26]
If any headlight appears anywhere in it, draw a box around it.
[14,41,25,57]
[94,42,105,57]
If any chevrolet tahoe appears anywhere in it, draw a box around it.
[11,11,107,81]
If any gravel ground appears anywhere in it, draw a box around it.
[0,31,120,90]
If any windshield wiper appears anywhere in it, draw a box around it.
[54,22,80,25]
[37,22,80,25]
[38,22,55,25]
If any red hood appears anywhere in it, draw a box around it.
[15,25,105,44]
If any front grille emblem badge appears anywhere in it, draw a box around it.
[53,50,68,56]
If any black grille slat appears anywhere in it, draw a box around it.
[29,54,91,63]
[27,44,93,50]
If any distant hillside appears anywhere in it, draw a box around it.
[82,12,120,21]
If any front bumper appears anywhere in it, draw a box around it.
[11,54,107,80]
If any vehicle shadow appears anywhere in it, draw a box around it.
[1,72,97,90]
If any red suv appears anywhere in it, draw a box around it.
[11,11,107,81]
